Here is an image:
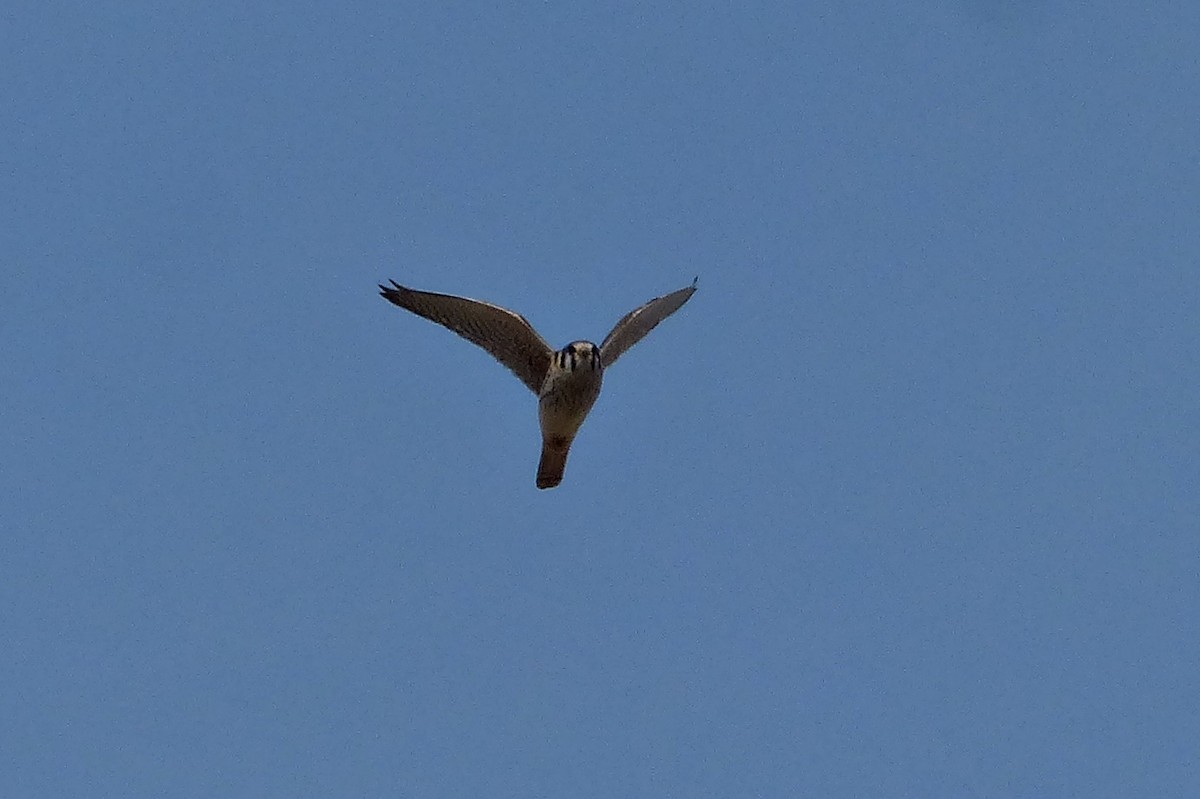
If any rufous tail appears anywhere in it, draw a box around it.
[536,438,571,489]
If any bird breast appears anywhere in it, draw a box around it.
[539,361,603,436]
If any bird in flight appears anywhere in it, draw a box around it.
[378,277,697,489]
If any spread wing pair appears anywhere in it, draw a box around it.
[377,278,698,390]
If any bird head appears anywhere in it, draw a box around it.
[558,341,602,372]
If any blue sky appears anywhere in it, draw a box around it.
[3,2,1198,796]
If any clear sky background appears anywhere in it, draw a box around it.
[3,2,1197,796]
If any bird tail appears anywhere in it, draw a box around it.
[536,438,572,489]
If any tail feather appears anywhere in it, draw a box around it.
[536,439,572,489]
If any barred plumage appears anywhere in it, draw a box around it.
[379,277,697,489]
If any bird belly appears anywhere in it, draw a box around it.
[538,370,602,442]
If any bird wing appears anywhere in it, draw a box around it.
[379,280,554,394]
[599,278,698,368]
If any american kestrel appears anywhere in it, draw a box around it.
[378,277,697,489]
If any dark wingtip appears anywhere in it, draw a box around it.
[379,279,405,301]
[692,275,699,288]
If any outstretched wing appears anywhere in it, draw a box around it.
[599,278,698,368]
[379,280,554,394]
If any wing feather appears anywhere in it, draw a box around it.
[599,278,698,368]
[379,280,554,394]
